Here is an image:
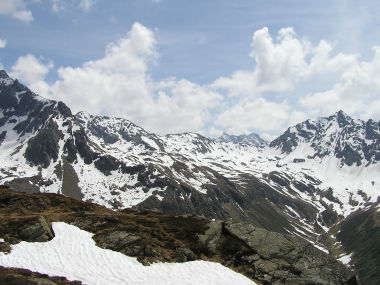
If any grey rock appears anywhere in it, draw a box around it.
[254,259,279,273]
[105,214,119,222]
[225,222,296,259]
[100,231,141,251]
[196,220,222,255]
[144,246,156,257]
[124,245,143,256]
[19,216,54,242]
[241,254,260,263]
[176,248,197,262]
[224,222,356,284]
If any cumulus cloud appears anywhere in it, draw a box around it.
[13,23,221,135]
[300,46,380,120]
[212,27,359,99]
[10,54,54,96]
[216,98,290,134]
[0,0,33,22]
[9,24,380,136]
[0,39,7,48]
[211,26,380,134]
[212,27,309,97]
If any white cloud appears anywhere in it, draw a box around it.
[10,54,54,96]
[300,46,380,120]
[9,25,380,137]
[79,0,95,12]
[0,39,5,69]
[10,54,53,85]
[212,27,360,99]
[0,39,7,48]
[0,0,33,22]
[288,110,307,126]
[13,23,221,135]
[51,0,65,12]
[212,27,309,97]
[216,98,290,133]
[147,80,221,133]
[212,28,366,97]
[211,26,380,135]
[52,0,96,12]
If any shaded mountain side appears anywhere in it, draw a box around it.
[336,207,380,285]
[0,186,356,285]
[134,171,320,236]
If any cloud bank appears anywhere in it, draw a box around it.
[8,23,380,137]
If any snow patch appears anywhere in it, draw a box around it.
[0,222,256,285]
[338,253,353,265]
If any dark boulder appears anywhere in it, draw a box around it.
[19,216,54,242]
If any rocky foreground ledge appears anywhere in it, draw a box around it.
[0,186,357,285]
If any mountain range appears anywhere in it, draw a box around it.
[0,70,379,284]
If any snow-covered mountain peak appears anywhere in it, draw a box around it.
[270,111,380,167]
[218,132,267,146]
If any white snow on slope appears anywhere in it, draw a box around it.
[0,222,256,285]
[338,253,353,265]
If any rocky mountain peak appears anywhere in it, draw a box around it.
[0,70,14,86]
[218,132,266,146]
[270,111,380,166]
[0,70,10,79]
[326,110,354,128]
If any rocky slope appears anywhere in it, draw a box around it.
[0,70,379,283]
[0,186,357,284]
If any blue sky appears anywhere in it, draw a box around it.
[1,0,380,139]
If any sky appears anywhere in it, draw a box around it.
[1,0,380,139]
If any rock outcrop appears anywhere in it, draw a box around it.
[223,222,356,284]
[19,216,54,242]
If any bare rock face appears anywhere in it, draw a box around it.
[19,216,54,242]
[224,222,356,285]
[196,220,222,255]
[98,231,141,251]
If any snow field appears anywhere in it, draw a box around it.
[0,222,256,285]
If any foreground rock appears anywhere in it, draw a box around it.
[19,216,54,242]
[224,222,356,284]
[0,186,357,284]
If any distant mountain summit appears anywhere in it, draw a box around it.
[270,110,380,167]
[218,132,267,146]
